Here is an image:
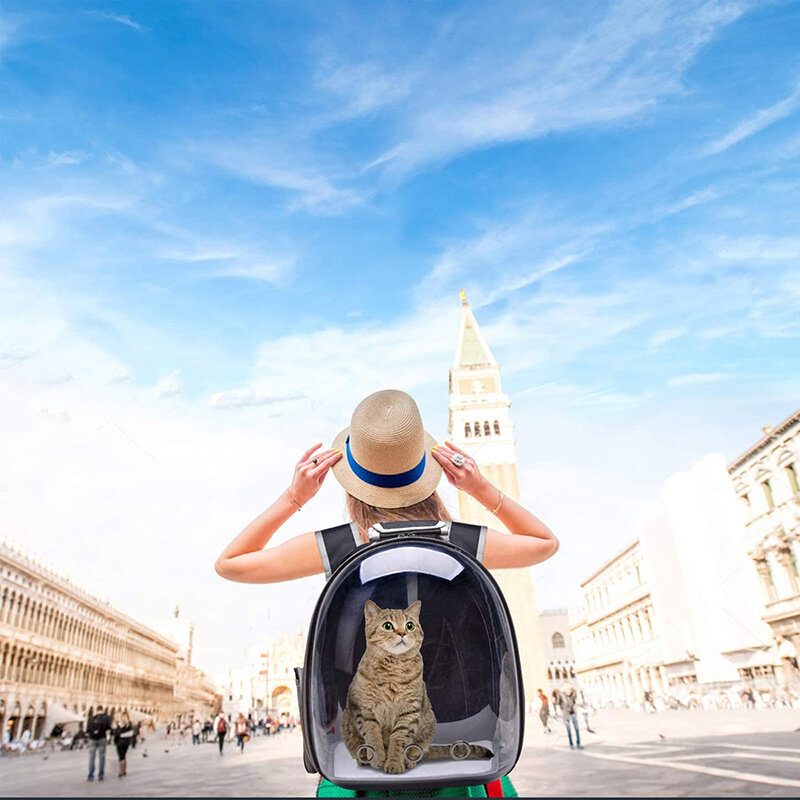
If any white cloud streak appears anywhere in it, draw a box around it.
[704,81,800,155]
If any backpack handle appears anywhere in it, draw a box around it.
[315,519,486,580]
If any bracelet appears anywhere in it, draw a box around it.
[287,491,302,511]
[489,489,504,515]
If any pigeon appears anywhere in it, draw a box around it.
[658,734,667,741]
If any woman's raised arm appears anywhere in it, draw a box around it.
[431,441,559,569]
[214,444,342,583]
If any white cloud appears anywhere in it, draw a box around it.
[85,11,145,32]
[649,327,686,349]
[209,389,305,409]
[46,150,90,166]
[152,369,182,398]
[704,81,800,155]
[668,372,729,387]
[358,0,747,175]
[159,243,295,284]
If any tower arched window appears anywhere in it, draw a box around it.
[464,422,471,437]
[474,421,481,437]
[493,420,500,435]
[552,632,565,649]
[483,421,491,436]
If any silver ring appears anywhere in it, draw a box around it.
[404,743,423,764]
[450,740,470,760]
[451,453,465,467]
[356,744,375,764]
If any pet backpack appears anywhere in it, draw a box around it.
[296,520,524,792]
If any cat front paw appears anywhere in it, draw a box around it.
[384,756,406,774]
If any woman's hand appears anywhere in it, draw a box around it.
[431,440,491,498]
[288,443,343,506]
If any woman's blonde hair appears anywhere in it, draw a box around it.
[347,491,452,543]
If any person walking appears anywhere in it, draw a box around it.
[577,693,595,733]
[235,713,248,753]
[537,688,551,734]
[86,705,112,782]
[215,389,560,798]
[213,712,227,755]
[191,719,201,745]
[558,685,582,749]
[113,712,134,778]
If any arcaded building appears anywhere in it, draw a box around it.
[0,541,216,741]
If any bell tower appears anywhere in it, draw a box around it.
[448,290,548,707]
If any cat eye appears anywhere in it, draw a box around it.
[405,621,415,631]
[382,622,393,631]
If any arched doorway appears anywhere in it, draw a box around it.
[270,685,293,719]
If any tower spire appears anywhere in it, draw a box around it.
[453,291,496,370]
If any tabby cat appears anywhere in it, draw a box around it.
[341,599,492,774]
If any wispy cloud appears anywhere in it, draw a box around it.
[159,242,295,284]
[668,372,729,386]
[209,389,304,410]
[85,11,145,32]
[186,140,362,215]
[355,0,748,175]
[704,81,800,155]
[152,370,182,398]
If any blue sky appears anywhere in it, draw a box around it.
[1,1,799,675]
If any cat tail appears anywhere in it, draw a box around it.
[424,743,494,760]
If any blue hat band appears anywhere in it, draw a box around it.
[345,436,427,489]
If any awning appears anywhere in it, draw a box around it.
[45,703,83,727]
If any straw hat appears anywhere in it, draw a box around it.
[331,389,442,508]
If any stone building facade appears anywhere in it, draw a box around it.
[570,540,664,706]
[538,609,575,689]
[729,409,800,684]
[0,541,216,741]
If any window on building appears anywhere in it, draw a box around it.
[493,420,500,435]
[484,421,491,436]
[464,422,471,438]
[740,492,750,510]
[786,463,800,496]
[552,632,565,649]
[474,421,481,437]
[761,479,775,510]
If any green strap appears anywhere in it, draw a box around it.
[316,776,517,798]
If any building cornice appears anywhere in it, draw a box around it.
[579,539,640,587]
[0,540,178,652]
[728,408,800,472]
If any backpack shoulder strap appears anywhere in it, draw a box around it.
[448,521,488,563]
[315,522,362,580]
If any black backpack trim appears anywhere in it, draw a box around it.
[315,522,361,580]
[315,520,486,581]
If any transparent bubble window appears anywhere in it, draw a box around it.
[304,540,523,789]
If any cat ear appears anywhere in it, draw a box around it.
[364,599,381,620]
[405,600,422,617]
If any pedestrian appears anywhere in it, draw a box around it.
[551,688,562,719]
[537,688,551,733]
[558,685,582,749]
[213,712,227,754]
[203,719,212,743]
[235,713,248,753]
[113,712,134,778]
[577,693,595,733]
[86,705,112,782]
[214,389,560,798]
[192,719,201,745]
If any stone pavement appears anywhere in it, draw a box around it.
[2,709,800,797]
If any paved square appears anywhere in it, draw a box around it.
[3,710,800,797]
